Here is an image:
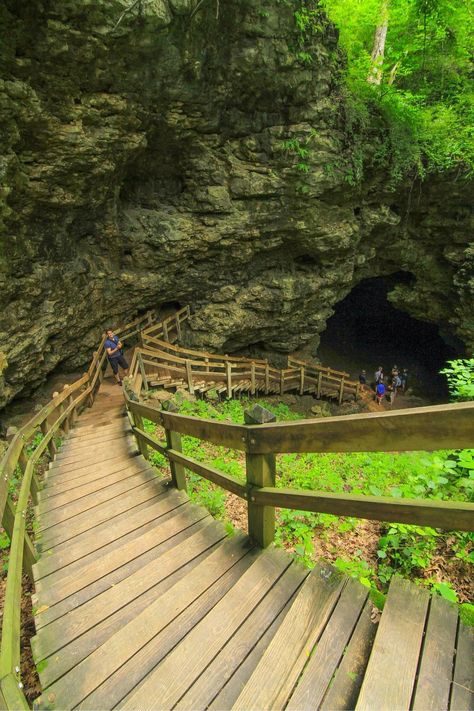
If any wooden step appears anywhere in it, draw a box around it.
[120,546,292,709]
[35,533,256,705]
[37,461,154,512]
[33,486,181,584]
[38,477,169,551]
[37,468,160,531]
[232,563,345,710]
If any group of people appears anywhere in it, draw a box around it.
[358,365,408,406]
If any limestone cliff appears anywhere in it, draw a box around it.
[0,0,472,407]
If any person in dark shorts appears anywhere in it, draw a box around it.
[104,328,129,385]
[358,370,367,391]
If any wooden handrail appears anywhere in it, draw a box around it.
[124,392,474,548]
[0,307,157,708]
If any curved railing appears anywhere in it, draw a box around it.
[137,307,360,402]
[0,310,154,708]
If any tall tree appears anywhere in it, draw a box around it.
[367,0,389,84]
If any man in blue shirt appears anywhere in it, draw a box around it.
[104,328,129,385]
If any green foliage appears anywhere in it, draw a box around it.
[319,0,473,176]
[377,524,438,584]
[459,603,474,627]
[441,358,474,402]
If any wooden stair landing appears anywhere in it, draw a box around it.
[30,381,473,710]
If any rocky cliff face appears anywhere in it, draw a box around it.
[0,0,472,408]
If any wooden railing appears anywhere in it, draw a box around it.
[0,309,154,708]
[136,313,360,403]
[124,385,474,551]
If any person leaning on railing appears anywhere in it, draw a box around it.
[104,327,129,386]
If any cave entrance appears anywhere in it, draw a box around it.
[317,273,462,402]
[158,301,182,320]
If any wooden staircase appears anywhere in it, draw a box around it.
[30,380,474,710]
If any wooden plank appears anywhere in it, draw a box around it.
[48,442,137,471]
[174,563,306,710]
[287,579,368,709]
[44,452,142,486]
[320,599,377,711]
[58,430,128,453]
[120,547,291,710]
[450,623,474,710]
[246,401,474,454]
[38,478,168,551]
[54,439,132,463]
[40,457,148,499]
[45,534,251,701]
[37,462,153,513]
[37,535,255,707]
[356,576,429,711]
[412,595,458,710]
[38,468,159,531]
[34,519,214,688]
[33,522,230,673]
[232,564,345,710]
[33,504,210,611]
[168,449,246,499]
[65,422,128,439]
[253,487,474,532]
[209,589,301,709]
[33,488,181,584]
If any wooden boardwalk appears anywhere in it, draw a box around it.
[30,380,473,710]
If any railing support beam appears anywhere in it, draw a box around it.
[244,405,277,548]
[163,402,187,491]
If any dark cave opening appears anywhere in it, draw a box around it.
[318,273,462,402]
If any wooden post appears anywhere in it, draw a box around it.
[339,378,345,405]
[40,421,56,458]
[226,362,232,398]
[185,360,195,395]
[205,357,209,372]
[2,498,36,580]
[162,321,169,342]
[265,363,270,395]
[280,370,284,395]
[299,367,305,396]
[251,363,256,395]
[138,352,148,393]
[317,372,322,399]
[18,448,41,506]
[244,404,277,548]
[176,317,182,341]
[162,401,187,491]
[61,385,71,434]
[131,410,149,460]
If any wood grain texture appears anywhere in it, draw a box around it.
[412,595,458,710]
[34,519,218,690]
[35,535,253,709]
[450,623,474,710]
[287,579,368,710]
[121,547,291,711]
[232,564,345,711]
[356,576,429,711]
[175,563,306,711]
[319,599,377,711]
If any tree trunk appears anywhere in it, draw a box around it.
[367,0,389,85]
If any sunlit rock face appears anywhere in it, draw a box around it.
[0,0,472,407]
